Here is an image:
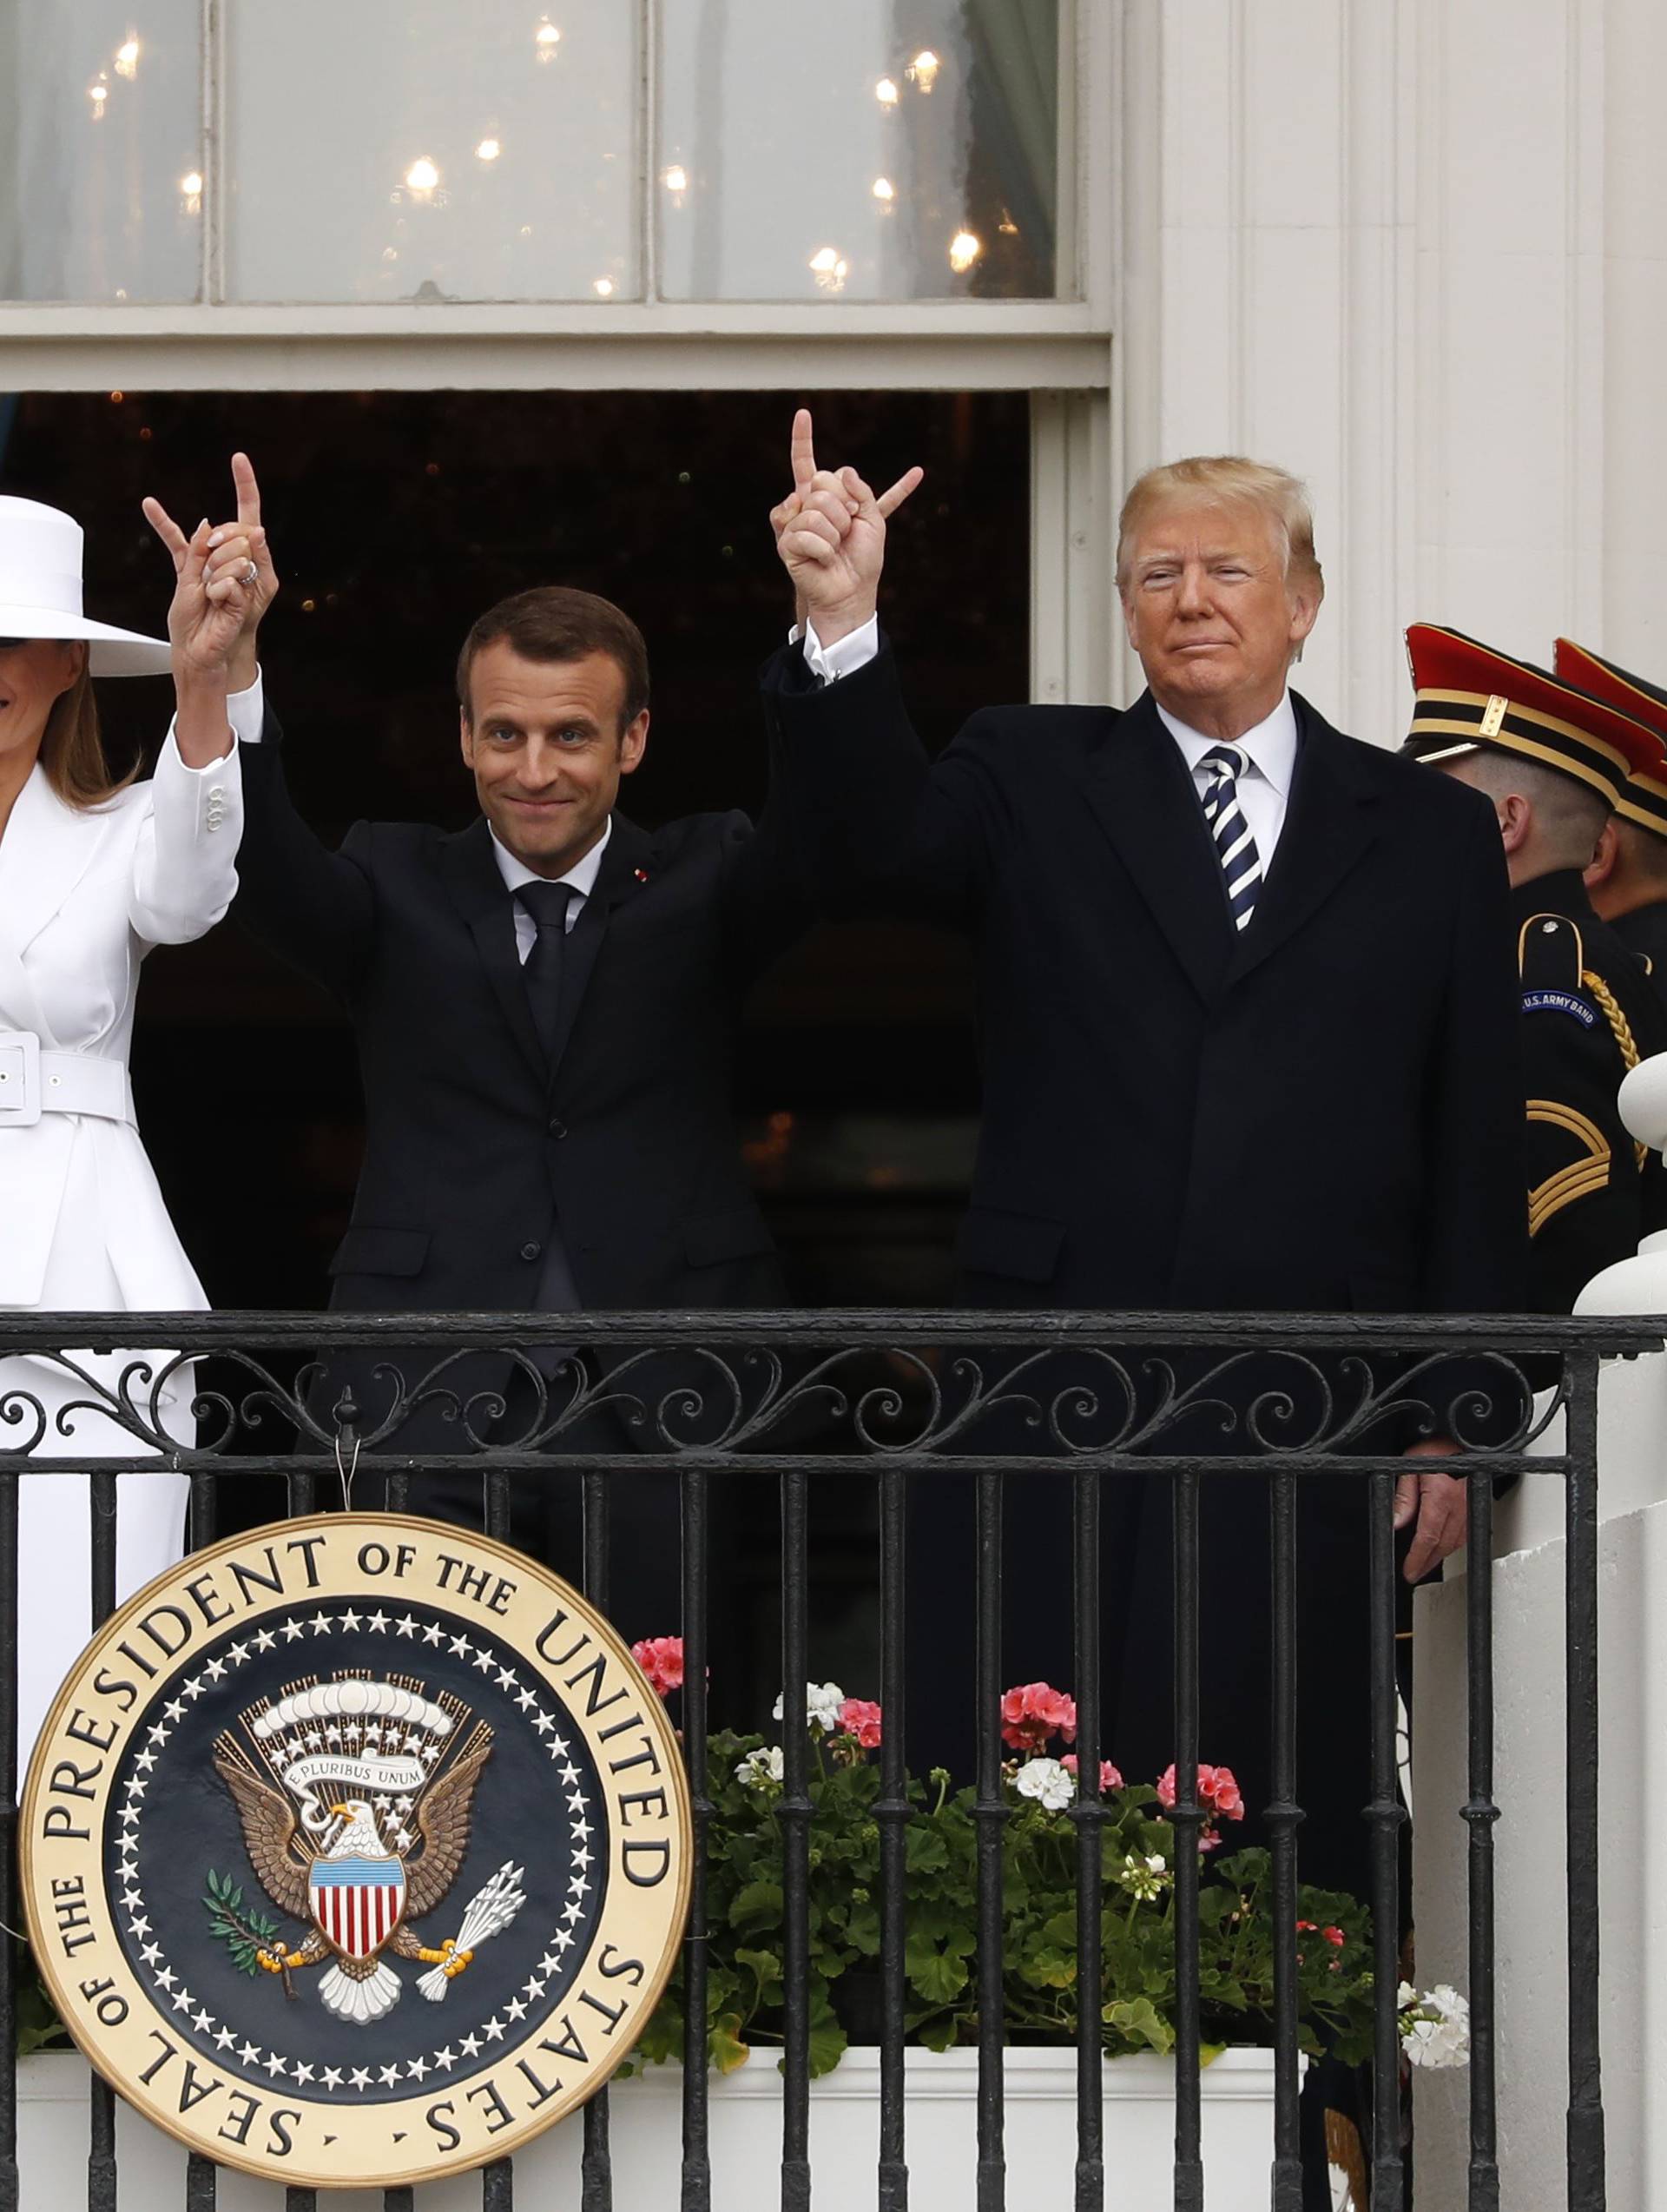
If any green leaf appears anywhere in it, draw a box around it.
[905,1826,951,1873]
[1104,1997,1175,2055]
[728,1880,785,1934]
[709,2012,751,2075]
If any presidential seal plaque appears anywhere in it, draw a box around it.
[21,1515,692,2189]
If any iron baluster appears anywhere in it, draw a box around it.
[1170,1464,1202,2212]
[1267,1467,1303,2212]
[1565,1352,1605,2209]
[1367,1467,1406,2211]
[680,1467,712,2212]
[973,1467,1006,2212]
[1464,1456,1500,2209]
[779,1463,813,2211]
[875,1463,909,2211]
[1071,1462,1105,2211]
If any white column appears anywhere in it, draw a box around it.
[1112,0,1667,741]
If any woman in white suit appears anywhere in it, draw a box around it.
[0,478,263,1757]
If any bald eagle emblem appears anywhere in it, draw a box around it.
[211,1673,525,2026]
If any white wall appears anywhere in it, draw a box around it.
[1114,0,1667,743]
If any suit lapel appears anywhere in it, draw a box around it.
[439,819,547,1088]
[1226,695,1379,986]
[544,815,655,1086]
[1083,691,1234,1003]
[0,764,102,1039]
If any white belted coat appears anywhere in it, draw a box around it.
[0,731,242,1758]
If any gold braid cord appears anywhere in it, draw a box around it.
[1582,968,1648,1170]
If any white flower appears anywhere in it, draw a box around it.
[735,1744,785,1790]
[1400,1982,1470,2070]
[771,1681,846,1734]
[1013,1756,1074,1812]
[1117,1851,1170,1901]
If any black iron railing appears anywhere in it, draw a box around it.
[0,1306,1657,2212]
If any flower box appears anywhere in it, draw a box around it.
[19,2045,1285,2209]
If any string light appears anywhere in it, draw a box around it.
[114,36,140,79]
[875,76,899,105]
[404,156,440,195]
[534,17,560,60]
[592,276,616,297]
[180,169,203,214]
[872,177,895,203]
[906,50,940,92]
[948,229,983,274]
[808,246,847,293]
[476,138,502,162]
[89,79,109,116]
[662,164,688,200]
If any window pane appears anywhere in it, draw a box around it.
[657,0,1061,300]
[0,1,201,302]
[227,2,639,303]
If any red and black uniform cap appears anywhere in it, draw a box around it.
[1402,623,1663,809]
[1552,637,1667,838]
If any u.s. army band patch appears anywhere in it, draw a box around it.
[21,1515,691,2189]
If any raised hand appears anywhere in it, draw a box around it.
[143,452,278,694]
[772,407,923,647]
[142,505,255,683]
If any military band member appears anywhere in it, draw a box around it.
[1553,637,1667,1004]
[1403,625,1667,1311]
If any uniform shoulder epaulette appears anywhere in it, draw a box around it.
[1519,913,1596,1025]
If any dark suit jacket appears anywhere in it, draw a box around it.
[764,642,1529,1322]
[234,712,807,1322]
[1611,896,1667,1014]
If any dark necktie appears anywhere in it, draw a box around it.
[515,880,576,1047]
[1197,744,1262,932]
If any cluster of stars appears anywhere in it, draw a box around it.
[115,1618,600,2096]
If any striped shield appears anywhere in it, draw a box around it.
[309,1854,406,1962]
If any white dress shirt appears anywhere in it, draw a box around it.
[1155,692,1298,868]
[491,820,611,962]
[209,669,609,963]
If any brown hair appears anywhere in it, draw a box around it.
[456,586,649,732]
[40,651,135,809]
[1116,455,1324,598]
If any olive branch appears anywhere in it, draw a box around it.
[203,1868,294,1996]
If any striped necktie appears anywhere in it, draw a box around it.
[1197,744,1262,931]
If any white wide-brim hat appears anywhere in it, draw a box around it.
[0,494,171,677]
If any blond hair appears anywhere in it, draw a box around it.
[1116,456,1323,597]
[39,654,135,809]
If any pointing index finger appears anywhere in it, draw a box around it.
[232,451,261,528]
[790,408,816,494]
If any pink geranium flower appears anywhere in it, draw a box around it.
[999,1681,1077,1752]
[631,1635,686,1697]
[838,1697,883,1748]
[1156,1762,1246,1822]
[1061,1754,1123,1793]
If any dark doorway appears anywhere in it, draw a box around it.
[1,387,1029,1311]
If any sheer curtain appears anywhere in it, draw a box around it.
[0,0,201,302]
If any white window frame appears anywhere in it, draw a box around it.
[0,0,1118,706]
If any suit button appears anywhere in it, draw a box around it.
[519,1241,542,1262]
[547,1115,568,1139]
